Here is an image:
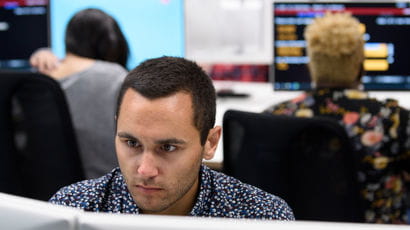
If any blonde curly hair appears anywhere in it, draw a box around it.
[304,12,364,87]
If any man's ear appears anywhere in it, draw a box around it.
[203,126,222,160]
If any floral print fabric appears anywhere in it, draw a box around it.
[49,165,294,220]
[264,88,410,224]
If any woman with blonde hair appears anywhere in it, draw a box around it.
[265,12,410,224]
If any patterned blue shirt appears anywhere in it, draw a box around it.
[49,165,294,220]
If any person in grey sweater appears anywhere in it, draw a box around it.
[30,9,129,178]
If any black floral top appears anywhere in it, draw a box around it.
[49,165,294,220]
[264,88,410,223]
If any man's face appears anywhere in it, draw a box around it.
[115,89,214,215]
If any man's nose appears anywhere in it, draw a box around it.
[137,152,159,178]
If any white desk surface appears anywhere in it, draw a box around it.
[207,80,410,164]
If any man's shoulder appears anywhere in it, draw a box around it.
[49,168,122,210]
[207,168,294,220]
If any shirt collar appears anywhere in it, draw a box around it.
[189,164,213,216]
[109,168,140,214]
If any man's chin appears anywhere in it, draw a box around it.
[137,203,170,215]
[133,196,168,213]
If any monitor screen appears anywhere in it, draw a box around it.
[272,1,410,90]
[185,0,272,64]
[50,0,184,70]
[0,0,49,70]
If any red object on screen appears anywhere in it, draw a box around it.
[210,64,269,82]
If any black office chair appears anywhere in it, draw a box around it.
[0,71,85,201]
[223,110,364,222]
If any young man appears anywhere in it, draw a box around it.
[50,56,294,220]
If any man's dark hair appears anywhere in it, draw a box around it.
[65,8,129,69]
[116,56,216,145]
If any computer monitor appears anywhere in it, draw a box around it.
[50,0,184,70]
[0,0,49,70]
[0,192,81,230]
[272,0,410,90]
[78,212,409,230]
[185,0,272,64]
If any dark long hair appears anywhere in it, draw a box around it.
[65,8,129,68]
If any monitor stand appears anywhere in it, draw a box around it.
[216,88,249,98]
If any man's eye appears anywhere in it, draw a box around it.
[161,144,176,152]
[126,140,138,148]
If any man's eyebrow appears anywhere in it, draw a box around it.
[117,133,185,145]
[155,138,187,145]
[117,132,137,140]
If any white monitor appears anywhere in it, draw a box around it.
[185,0,273,64]
[78,212,410,230]
[79,213,280,230]
[1,194,408,230]
[0,192,81,230]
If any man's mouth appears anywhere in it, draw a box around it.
[135,185,163,194]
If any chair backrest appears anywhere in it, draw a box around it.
[0,71,85,201]
[223,109,363,222]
